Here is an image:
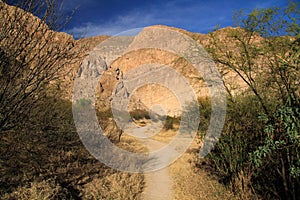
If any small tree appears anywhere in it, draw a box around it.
[0,0,80,132]
[207,1,300,199]
[207,2,299,114]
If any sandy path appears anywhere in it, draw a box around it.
[128,124,174,200]
[127,123,234,200]
[140,138,173,200]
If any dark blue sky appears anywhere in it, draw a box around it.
[12,0,292,38]
[62,0,291,38]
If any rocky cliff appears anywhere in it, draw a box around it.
[72,26,248,116]
[1,1,248,116]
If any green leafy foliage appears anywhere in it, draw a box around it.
[207,96,264,195]
[249,104,300,198]
[205,1,300,199]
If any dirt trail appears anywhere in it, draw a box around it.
[128,124,234,200]
[140,138,173,200]
[127,124,174,200]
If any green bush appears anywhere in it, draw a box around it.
[197,97,212,138]
[204,2,300,198]
[205,94,300,199]
[249,104,300,199]
[206,95,265,196]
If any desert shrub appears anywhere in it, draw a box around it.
[0,96,146,199]
[206,95,300,199]
[162,116,180,130]
[249,104,300,199]
[205,2,300,199]
[197,97,212,138]
[163,116,174,130]
[130,109,150,120]
[0,0,81,132]
[1,97,104,198]
[206,95,264,195]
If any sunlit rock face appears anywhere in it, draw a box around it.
[1,0,246,116]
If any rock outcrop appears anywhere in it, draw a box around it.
[1,1,248,116]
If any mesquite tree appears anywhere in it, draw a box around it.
[0,0,80,132]
[207,2,299,199]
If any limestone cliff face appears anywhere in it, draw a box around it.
[1,1,248,116]
[73,29,215,116]
[56,27,247,116]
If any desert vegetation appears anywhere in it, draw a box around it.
[0,0,299,199]
[0,1,145,199]
[198,2,300,199]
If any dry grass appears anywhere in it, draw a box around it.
[2,179,70,200]
[138,127,235,200]
[150,129,177,143]
[117,133,148,153]
[148,130,236,200]
[0,127,147,199]
[169,145,236,200]
[81,172,144,200]
[79,133,147,200]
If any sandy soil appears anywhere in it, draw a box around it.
[140,138,174,200]
[127,122,234,200]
